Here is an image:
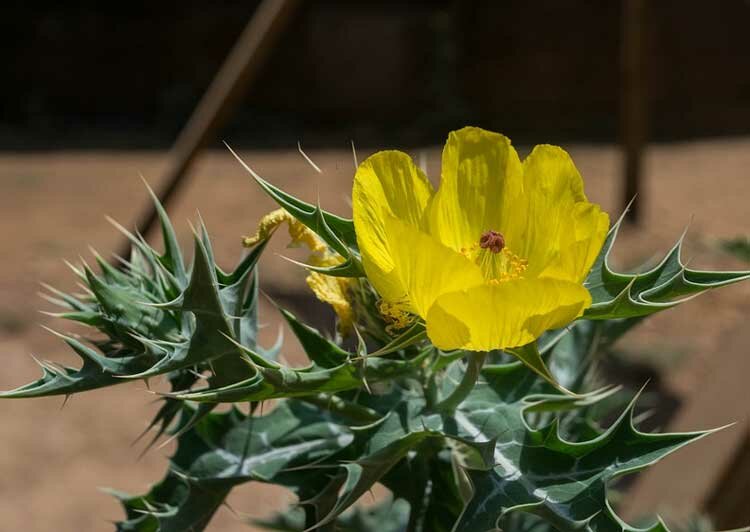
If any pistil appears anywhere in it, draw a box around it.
[469,230,528,283]
[479,230,505,253]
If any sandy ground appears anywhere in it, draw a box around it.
[1,139,750,531]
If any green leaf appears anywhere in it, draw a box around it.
[440,364,713,532]
[313,431,431,529]
[168,348,429,403]
[584,217,750,320]
[506,342,572,395]
[537,318,639,395]
[143,179,188,287]
[278,306,350,368]
[168,311,430,404]
[381,448,465,532]
[226,143,363,277]
[1,207,266,399]
[0,334,147,398]
[365,322,428,358]
[113,400,354,532]
[254,497,410,532]
[308,387,495,530]
[335,497,410,532]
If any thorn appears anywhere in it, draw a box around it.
[222,499,239,518]
[187,368,210,380]
[297,141,323,173]
[275,252,313,270]
[224,142,264,182]
[258,289,287,316]
[156,430,180,451]
[350,140,359,168]
[137,431,166,460]
[137,172,154,192]
[62,259,84,277]
[60,394,72,410]
[38,310,64,318]
[28,352,45,368]
[361,374,372,395]
[87,244,102,260]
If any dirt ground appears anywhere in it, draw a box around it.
[1,138,750,531]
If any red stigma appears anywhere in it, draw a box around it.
[479,230,505,254]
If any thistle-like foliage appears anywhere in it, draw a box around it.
[2,189,262,399]
[585,216,750,319]
[3,173,749,532]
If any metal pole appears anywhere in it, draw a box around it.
[117,0,299,261]
[621,0,647,223]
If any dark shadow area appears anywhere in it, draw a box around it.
[5,1,750,150]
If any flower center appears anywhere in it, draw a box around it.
[462,230,528,284]
[479,230,505,253]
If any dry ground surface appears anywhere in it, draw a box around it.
[1,139,750,531]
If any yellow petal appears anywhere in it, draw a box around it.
[513,145,607,280]
[427,127,524,252]
[384,216,484,318]
[306,271,354,335]
[243,208,326,253]
[353,150,434,301]
[540,202,610,283]
[425,278,591,351]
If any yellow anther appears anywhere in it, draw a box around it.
[462,233,527,284]
[377,299,415,334]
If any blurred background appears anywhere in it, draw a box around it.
[2,1,750,530]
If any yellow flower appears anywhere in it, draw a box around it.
[244,209,354,335]
[352,127,609,351]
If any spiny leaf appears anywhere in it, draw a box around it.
[143,179,188,287]
[114,400,354,532]
[226,143,363,276]
[584,217,750,320]
[1,208,266,399]
[278,307,350,369]
[254,496,410,532]
[443,367,713,532]
[0,334,150,398]
[308,389,495,530]
[381,449,463,532]
[168,348,429,403]
[313,431,431,529]
[124,234,239,379]
[506,341,573,396]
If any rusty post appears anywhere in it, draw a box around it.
[621,0,647,223]
[117,0,299,261]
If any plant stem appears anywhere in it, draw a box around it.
[433,351,487,413]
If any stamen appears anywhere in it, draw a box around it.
[468,230,528,283]
[377,299,415,334]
